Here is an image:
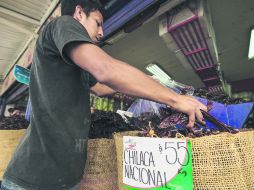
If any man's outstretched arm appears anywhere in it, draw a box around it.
[66,43,207,127]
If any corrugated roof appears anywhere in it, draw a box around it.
[0,0,60,80]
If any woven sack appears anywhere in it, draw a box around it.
[0,130,119,189]
[78,138,118,190]
[0,130,26,179]
[191,131,254,190]
[114,131,254,190]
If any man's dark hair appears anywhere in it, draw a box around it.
[61,0,104,17]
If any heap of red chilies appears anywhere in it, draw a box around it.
[128,100,239,138]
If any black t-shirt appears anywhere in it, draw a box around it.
[4,16,97,190]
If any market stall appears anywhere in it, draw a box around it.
[0,0,254,190]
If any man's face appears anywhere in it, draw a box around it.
[80,10,104,43]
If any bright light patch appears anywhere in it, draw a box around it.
[146,64,171,82]
[248,29,254,60]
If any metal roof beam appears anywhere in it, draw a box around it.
[4,0,61,78]
[0,7,40,25]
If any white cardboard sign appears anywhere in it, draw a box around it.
[123,136,190,188]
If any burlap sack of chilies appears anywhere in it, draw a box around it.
[114,131,254,190]
[0,130,26,179]
[79,138,118,190]
[0,130,119,189]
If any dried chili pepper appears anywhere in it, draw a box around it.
[0,116,29,130]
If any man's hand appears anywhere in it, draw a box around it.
[172,95,207,128]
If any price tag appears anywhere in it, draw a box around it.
[122,136,193,190]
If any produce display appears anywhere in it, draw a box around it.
[194,88,247,104]
[128,106,242,138]
[90,93,134,112]
[1,87,251,138]
[0,116,29,130]
[88,110,134,139]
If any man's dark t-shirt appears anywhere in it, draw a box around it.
[3,16,97,190]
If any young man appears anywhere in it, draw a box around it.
[2,0,206,189]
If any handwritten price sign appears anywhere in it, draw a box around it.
[122,137,193,190]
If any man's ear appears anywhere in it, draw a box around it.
[73,5,85,21]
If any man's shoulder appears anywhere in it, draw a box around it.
[47,15,85,34]
[47,15,73,27]
[51,15,78,26]
[56,15,74,22]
